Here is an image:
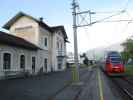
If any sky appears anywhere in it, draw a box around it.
[0,0,133,53]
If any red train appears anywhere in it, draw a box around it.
[103,51,124,76]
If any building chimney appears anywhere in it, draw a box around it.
[39,17,43,22]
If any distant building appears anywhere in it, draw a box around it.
[66,52,83,67]
[0,12,68,78]
[66,52,74,64]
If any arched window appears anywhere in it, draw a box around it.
[20,55,25,69]
[44,58,47,72]
[3,53,11,69]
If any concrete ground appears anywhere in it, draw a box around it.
[0,68,89,100]
[0,67,124,100]
[53,67,124,100]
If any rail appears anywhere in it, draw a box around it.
[111,77,133,100]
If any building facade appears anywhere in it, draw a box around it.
[0,12,68,78]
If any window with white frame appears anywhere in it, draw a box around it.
[44,58,48,72]
[58,32,61,35]
[44,37,48,47]
[58,58,63,70]
[20,55,25,69]
[57,41,59,49]
[61,42,63,50]
[32,56,36,72]
[3,53,11,70]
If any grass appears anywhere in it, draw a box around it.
[125,64,133,76]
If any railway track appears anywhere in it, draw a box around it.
[111,77,133,100]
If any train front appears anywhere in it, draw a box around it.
[105,52,124,76]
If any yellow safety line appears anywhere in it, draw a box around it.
[97,69,104,100]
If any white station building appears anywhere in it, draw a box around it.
[0,12,68,78]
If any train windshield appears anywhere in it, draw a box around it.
[110,57,121,64]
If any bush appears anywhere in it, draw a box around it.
[125,64,133,76]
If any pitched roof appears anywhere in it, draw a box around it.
[51,26,68,42]
[3,12,68,42]
[3,12,52,32]
[0,31,40,50]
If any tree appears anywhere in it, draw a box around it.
[121,51,129,64]
[122,39,133,56]
[80,53,89,65]
[80,53,86,58]
[83,56,89,65]
[121,38,133,63]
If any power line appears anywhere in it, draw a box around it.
[76,4,91,44]
[99,19,133,23]
[91,10,126,14]
[94,10,126,23]
[71,0,133,72]
[75,8,127,26]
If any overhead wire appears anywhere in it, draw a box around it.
[92,0,130,24]
[75,0,132,41]
[76,1,91,40]
[120,11,131,34]
[77,6,90,26]
[118,0,133,35]
[94,10,126,24]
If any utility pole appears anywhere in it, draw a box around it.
[72,0,96,81]
[71,0,127,82]
[72,0,79,81]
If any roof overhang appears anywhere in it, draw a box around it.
[51,26,68,42]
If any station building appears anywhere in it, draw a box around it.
[0,12,68,78]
